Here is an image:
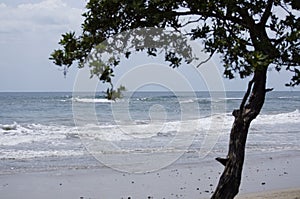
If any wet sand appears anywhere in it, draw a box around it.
[0,150,299,199]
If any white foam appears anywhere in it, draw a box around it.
[254,109,300,125]
[0,122,17,130]
[77,124,132,141]
[180,99,195,104]
[0,110,299,147]
[278,96,300,99]
[136,97,149,101]
[0,149,84,159]
[221,97,243,100]
[73,97,113,103]
[0,123,71,146]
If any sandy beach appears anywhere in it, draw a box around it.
[0,150,299,199]
[237,188,300,199]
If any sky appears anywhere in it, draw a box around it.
[0,0,299,92]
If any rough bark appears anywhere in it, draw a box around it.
[211,67,268,199]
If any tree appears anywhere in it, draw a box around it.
[106,85,126,100]
[50,0,300,198]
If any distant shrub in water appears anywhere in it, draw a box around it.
[106,85,126,100]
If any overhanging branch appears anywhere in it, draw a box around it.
[173,9,249,29]
[196,50,216,68]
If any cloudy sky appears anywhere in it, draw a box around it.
[0,0,299,92]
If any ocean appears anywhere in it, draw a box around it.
[0,91,299,173]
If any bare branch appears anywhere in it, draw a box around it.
[196,50,216,68]
[180,17,202,27]
[278,2,293,16]
[216,157,229,166]
[265,88,274,92]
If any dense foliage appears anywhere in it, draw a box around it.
[50,0,300,89]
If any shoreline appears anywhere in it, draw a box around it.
[1,150,299,198]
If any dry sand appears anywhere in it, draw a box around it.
[237,188,300,199]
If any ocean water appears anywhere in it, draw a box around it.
[0,91,299,173]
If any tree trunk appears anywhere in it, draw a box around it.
[211,67,268,199]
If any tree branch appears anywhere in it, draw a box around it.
[265,88,274,92]
[238,8,256,31]
[278,2,293,16]
[260,0,274,25]
[174,10,249,29]
[216,157,229,166]
[180,17,202,27]
[196,50,216,68]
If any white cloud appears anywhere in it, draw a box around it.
[0,3,7,8]
[17,0,67,10]
[0,0,84,38]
